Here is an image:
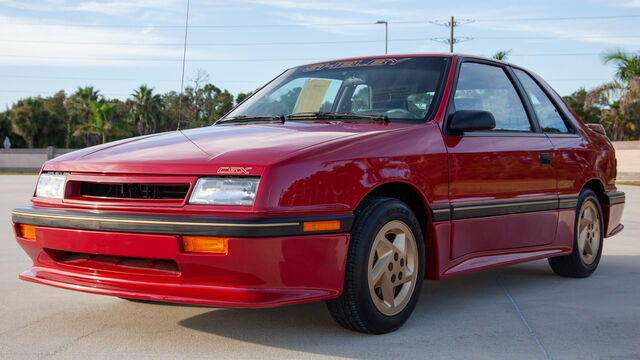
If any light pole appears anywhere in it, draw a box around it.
[374,20,388,54]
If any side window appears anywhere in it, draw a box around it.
[350,84,370,112]
[514,69,569,133]
[454,62,532,131]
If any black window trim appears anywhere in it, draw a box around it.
[443,57,543,137]
[510,65,579,137]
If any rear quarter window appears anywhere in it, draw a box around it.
[514,69,570,133]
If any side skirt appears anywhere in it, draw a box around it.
[437,246,572,279]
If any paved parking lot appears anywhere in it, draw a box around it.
[1,175,638,360]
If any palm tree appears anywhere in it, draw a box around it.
[74,101,116,145]
[64,86,100,147]
[130,85,164,135]
[492,50,512,61]
[583,50,640,140]
[602,49,640,83]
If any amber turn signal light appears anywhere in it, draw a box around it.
[303,220,341,232]
[182,236,228,254]
[19,224,37,240]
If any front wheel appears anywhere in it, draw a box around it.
[326,197,425,334]
[548,188,604,278]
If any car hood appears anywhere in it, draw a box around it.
[44,121,412,175]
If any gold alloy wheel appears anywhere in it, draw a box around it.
[577,201,601,265]
[367,220,418,316]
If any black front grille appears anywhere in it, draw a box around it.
[80,182,189,200]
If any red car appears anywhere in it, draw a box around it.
[12,54,625,334]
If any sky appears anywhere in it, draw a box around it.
[1,0,639,109]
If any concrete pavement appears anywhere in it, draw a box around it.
[1,175,638,359]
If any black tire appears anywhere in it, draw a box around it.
[548,188,604,278]
[326,197,425,334]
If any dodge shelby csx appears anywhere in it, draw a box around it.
[12,54,625,334]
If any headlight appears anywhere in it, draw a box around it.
[35,173,67,199]
[189,177,259,206]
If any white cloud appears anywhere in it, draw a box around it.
[74,0,181,15]
[240,0,410,17]
[468,20,640,47]
[0,0,181,15]
[0,15,191,67]
[620,0,640,7]
[275,12,364,35]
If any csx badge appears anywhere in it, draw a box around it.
[217,167,253,175]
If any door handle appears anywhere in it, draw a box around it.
[540,153,551,167]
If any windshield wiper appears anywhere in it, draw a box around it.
[215,114,285,125]
[286,112,388,122]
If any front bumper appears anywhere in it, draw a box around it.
[13,206,353,307]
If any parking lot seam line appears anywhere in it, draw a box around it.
[497,274,552,360]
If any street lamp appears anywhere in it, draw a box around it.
[374,20,388,54]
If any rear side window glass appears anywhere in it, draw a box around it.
[453,62,532,131]
[514,69,569,133]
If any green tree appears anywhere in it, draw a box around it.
[580,49,640,140]
[603,49,640,83]
[492,50,512,61]
[44,90,67,120]
[0,110,26,148]
[130,85,164,135]
[74,101,120,145]
[65,86,100,147]
[9,97,64,148]
[235,91,253,105]
[563,88,601,124]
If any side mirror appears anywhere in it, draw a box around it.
[448,110,496,133]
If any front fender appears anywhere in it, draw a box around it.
[253,122,449,214]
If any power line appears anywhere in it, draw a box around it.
[0,21,376,29]
[429,16,475,52]
[0,73,611,83]
[1,14,639,29]
[509,52,601,57]
[0,89,132,97]
[3,35,638,47]
[0,74,258,83]
[0,54,322,62]
[477,14,640,22]
[0,53,606,63]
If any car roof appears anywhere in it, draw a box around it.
[294,53,512,69]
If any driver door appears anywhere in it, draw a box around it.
[444,61,558,259]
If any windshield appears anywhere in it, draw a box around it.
[224,56,449,122]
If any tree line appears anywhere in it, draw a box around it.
[2,50,640,148]
[562,49,640,141]
[0,70,252,148]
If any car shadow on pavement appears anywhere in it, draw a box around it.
[176,260,573,359]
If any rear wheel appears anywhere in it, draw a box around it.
[326,197,425,334]
[548,188,603,278]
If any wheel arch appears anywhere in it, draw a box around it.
[358,181,438,269]
[581,178,611,234]
[359,182,431,236]
[582,178,605,204]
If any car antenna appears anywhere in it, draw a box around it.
[176,0,190,131]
